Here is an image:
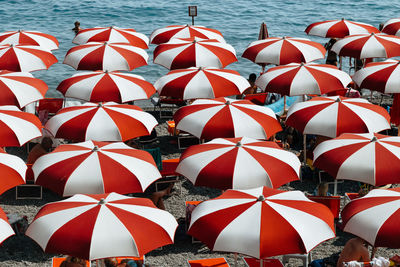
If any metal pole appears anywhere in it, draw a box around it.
[192,16,194,25]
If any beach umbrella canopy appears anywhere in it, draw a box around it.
[286,96,391,138]
[63,42,148,71]
[0,71,48,108]
[341,188,400,248]
[353,59,400,93]
[26,192,178,260]
[242,37,326,65]
[0,207,14,244]
[72,26,149,49]
[176,137,300,190]
[33,140,161,196]
[381,18,400,36]
[153,37,237,70]
[150,24,225,44]
[45,102,157,142]
[305,19,379,38]
[331,33,400,59]
[0,30,59,50]
[0,44,57,72]
[0,105,42,146]
[56,70,156,103]
[0,147,27,195]
[173,97,282,140]
[255,63,351,96]
[313,133,400,186]
[154,67,249,100]
[188,186,335,258]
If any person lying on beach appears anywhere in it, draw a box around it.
[150,183,173,210]
[59,256,87,267]
[72,21,82,35]
[336,237,372,267]
[27,137,53,164]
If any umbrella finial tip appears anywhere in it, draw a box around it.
[225,100,231,105]
[98,198,106,205]
[92,146,99,152]
[236,141,242,147]
[257,195,265,202]
[335,97,341,103]
[97,102,103,107]
[371,136,378,142]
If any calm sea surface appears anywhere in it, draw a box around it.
[0,0,399,98]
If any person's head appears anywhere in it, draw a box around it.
[104,258,118,267]
[74,21,80,26]
[62,257,87,267]
[248,73,257,84]
[41,137,53,151]
[317,182,329,196]
[379,23,384,31]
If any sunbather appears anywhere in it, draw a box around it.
[337,237,371,267]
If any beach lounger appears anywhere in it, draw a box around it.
[282,253,312,267]
[187,257,230,266]
[36,98,64,124]
[166,120,200,149]
[244,93,269,105]
[151,97,186,119]
[52,257,90,267]
[156,158,182,195]
[242,257,283,267]
[307,196,341,219]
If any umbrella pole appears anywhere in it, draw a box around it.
[284,96,287,112]
[303,134,307,168]
[260,259,263,267]
[234,253,238,267]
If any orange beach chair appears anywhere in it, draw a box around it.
[187,257,230,266]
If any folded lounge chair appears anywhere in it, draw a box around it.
[52,257,90,267]
[187,257,230,267]
[242,256,283,267]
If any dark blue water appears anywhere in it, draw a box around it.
[0,0,398,97]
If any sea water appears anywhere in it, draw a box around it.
[0,0,398,99]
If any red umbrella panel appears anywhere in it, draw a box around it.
[255,63,351,96]
[341,188,400,248]
[173,97,282,140]
[242,37,326,65]
[352,59,400,93]
[153,37,237,70]
[72,26,149,49]
[331,33,400,59]
[286,96,391,138]
[57,70,156,103]
[382,18,400,36]
[0,44,57,72]
[25,193,178,260]
[45,102,158,142]
[0,70,48,108]
[305,19,379,38]
[32,140,161,196]
[150,24,225,44]
[176,137,300,190]
[188,186,335,258]
[313,133,400,186]
[0,30,59,50]
[0,147,27,195]
[154,67,249,100]
[0,105,42,147]
[63,42,148,71]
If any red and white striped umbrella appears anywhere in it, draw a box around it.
[242,37,326,65]
[331,33,400,59]
[188,186,335,258]
[341,188,400,248]
[0,105,42,146]
[153,37,237,70]
[63,42,148,71]
[72,26,149,49]
[176,137,300,190]
[286,96,390,138]
[56,70,156,103]
[0,207,14,244]
[33,140,161,196]
[313,133,400,186]
[305,19,379,38]
[154,67,249,100]
[150,24,225,44]
[382,18,400,36]
[0,44,57,72]
[173,97,282,140]
[255,63,351,96]
[0,71,48,108]
[26,192,178,260]
[0,147,27,195]
[353,59,400,93]
[0,30,59,50]
[45,102,157,142]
